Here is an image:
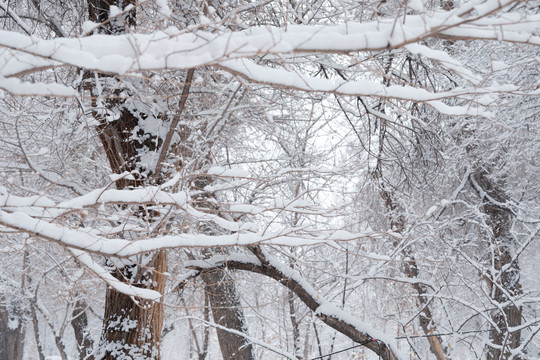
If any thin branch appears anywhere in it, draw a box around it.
[154,68,195,179]
[0,1,32,35]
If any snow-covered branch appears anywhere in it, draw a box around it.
[185,249,406,360]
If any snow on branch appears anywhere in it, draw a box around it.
[0,75,77,97]
[1,5,537,75]
[0,184,331,229]
[219,59,497,118]
[0,206,385,257]
[70,248,162,301]
[185,248,406,360]
[0,1,538,101]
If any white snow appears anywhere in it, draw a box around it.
[156,0,172,17]
[207,166,250,177]
[229,203,263,215]
[70,249,162,301]
[0,208,331,257]
[7,316,19,330]
[1,7,538,113]
[0,75,77,97]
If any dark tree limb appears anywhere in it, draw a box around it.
[71,299,95,360]
[0,304,25,360]
[184,248,401,360]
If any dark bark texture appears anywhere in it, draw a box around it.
[71,299,95,360]
[472,169,523,360]
[0,304,25,360]
[201,270,254,360]
[192,175,255,360]
[87,2,167,359]
[98,252,167,360]
[87,2,253,359]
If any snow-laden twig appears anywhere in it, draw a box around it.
[0,208,379,256]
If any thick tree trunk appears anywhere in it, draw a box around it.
[87,2,168,359]
[472,169,522,360]
[193,181,255,360]
[0,304,25,360]
[98,252,167,360]
[87,3,253,359]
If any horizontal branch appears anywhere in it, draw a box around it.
[70,248,162,301]
[1,1,538,103]
[0,207,388,257]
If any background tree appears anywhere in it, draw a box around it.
[1,1,540,359]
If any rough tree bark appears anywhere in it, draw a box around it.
[87,3,254,358]
[200,269,254,360]
[87,1,167,359]
[0,304,25,360]
[98,254,167,360]
[166,70,255,359]
[71,299,95,360]
[91,84,168,359]
[191,176,255,360]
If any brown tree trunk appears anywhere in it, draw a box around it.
[0,304,25,360]
[200,269,254,360]
[472,169,522,360]
[71,299,95,360]
[86,2,168,359]
[87,3,253,358]
[98,252,167,360]
[192,182,255,360]
[176,99,255,360]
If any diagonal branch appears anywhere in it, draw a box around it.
[153,69,195,179]
[0,1,32,35]
[185,249,402,360]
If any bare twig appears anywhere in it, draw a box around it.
[153,69,195,180]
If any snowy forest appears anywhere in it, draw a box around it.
[0,0,539,359]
